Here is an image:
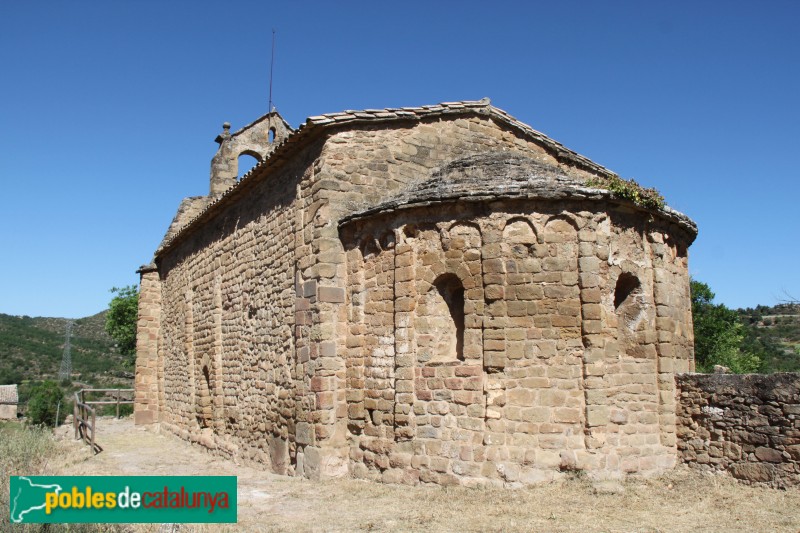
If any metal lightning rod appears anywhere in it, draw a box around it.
[268,29,276,113]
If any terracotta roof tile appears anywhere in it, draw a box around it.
[0,384,18,404]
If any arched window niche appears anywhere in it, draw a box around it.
[426,273,465,363]
[614,272,644,330]
[197,364,213,429]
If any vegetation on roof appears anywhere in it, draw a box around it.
[586,174,665,210]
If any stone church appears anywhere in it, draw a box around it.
[134,99,697,486]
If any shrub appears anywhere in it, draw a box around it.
[691,279,761,373]
[26,381,65,427]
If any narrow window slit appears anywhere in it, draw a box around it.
[614,273,641,310]
[432,274,465,362]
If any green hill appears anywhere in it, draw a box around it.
[738,303,800,372]
[0,311,132,386]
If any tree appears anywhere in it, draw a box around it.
[691,279,761,373]
[105,285,138,362]
[27,381,66,427]
[0,368,23,385]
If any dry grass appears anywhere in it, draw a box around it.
[7,418,799,532]
[1,420,55,531]
[1,420,120,532]
[245,468,799,533]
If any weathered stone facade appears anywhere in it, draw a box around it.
[676,372,800,488]
[135,99,697,485]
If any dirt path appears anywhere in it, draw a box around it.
[53,417,800,532]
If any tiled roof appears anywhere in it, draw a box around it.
[0,384,18,404]
[156,99,615,257]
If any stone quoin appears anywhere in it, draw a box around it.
[134,99,698,486]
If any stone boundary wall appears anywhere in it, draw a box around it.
[676,373,800,488]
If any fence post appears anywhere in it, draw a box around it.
[73,396,78,440]
[70,388,133,452]
[91,408,96,452]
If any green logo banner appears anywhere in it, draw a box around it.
[9,476,237,523]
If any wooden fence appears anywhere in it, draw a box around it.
[73,388,134,454]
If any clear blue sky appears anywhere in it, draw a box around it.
[1,1,798,318]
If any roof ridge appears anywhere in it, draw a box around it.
[156,99,614,256]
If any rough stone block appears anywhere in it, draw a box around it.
[754,446,783,463]
[586,405,610,427]
[730,462,775,483]
[296,422,315,446]
[134,410,155,425]
[303,280,317,298]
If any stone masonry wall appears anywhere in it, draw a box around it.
[293,116,601,475]
[134,267,161,426]
[301,116,607,471]
[154,141,321,474]
[676,373,800,488]
[340,197,693,486]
